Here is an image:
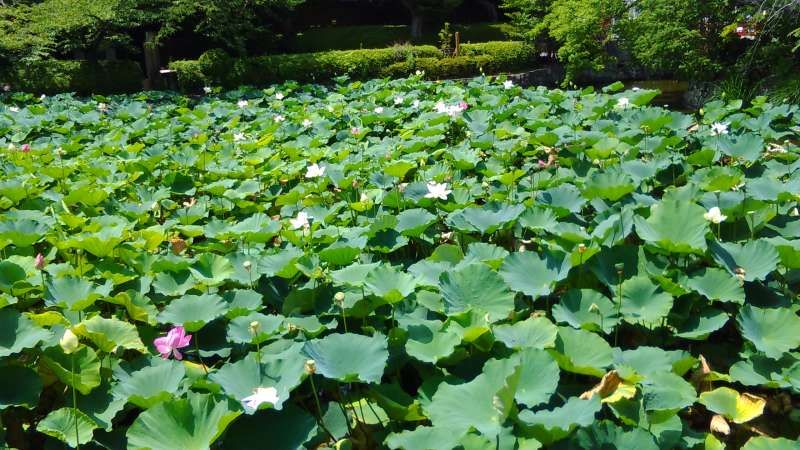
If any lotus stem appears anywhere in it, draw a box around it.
[71,354,80,450]
[308,374,336,443]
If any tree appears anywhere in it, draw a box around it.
[400,0,463,38]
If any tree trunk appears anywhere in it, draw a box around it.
[402,0,424,39]
[473,0,498,21]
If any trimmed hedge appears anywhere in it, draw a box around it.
[170,41,536,90]
[1,60,142,95]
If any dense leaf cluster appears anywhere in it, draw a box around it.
[0,77,799,449]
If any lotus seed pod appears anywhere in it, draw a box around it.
[243,260,252,270]
[249,321,261,335]
[578,243,587,253]
[614,263,624,274]
[304,359,316,375]
[60,329,79,354]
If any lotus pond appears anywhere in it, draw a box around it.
[1,77,799,450]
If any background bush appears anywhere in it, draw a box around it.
[0,59,142,94]
[170,42,535,90]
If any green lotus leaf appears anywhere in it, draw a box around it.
[261,246,304,278]
[210,348,306,411]
[426,358,520,440]
[385,425,464,450]
[364,264,417,303]
[464,242,510,269]
[710,240,779,282]
[737,305,800,359]
[0,260,28,294]
[446,203,525,234]
[552,289,618,333]
[439,263,516,322]
[686,268,745,303]
[38,407,97,448]
[152,270,196,297]
[493,316,558,350]
[634,200,709,253]
[616,275,673,324]
[41,346,101,395]
[0,219,49,248]
[741,437,800,450]
[513,348,560,408]
[157,293,229,332]
[640,372,697,412]
[44,276,113,311]
[302,333,388,383]
[226,312,283,344]
[74,315,146,353]
[718,133,764,162]
[583,170,635,201]
[499,251,568,298]
[691,166,743,192]
[0,365,42,408]
[76,379,126,431]
[188,253,235,286]
[537,184,586,217]
[126,393,241,450]
[613,346,695,378]
[230,213,281,243]
[221,405,317,450]
[0,308,52,357]
[396,208,437,237]
[698,387,765,423]
[550,327,613,377]
[403,319,462,364]
[518,396,602,445]
[674,307,729,340]
[112,359,187,408]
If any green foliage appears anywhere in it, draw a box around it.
[0,59,142,95]
[1,77,799,449]
[171,42,535,89]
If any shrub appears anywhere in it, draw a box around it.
[0,59,142,95]
[170,41,536,90]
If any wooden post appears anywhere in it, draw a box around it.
[454,31,460,57]
[143,31,160,90]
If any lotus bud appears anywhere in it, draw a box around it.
[709,414,730,435]
[578,243,587,254]
[287,323,298,333]
[419,158,426,167]
[482,181,489,189]
[305,359,317,375]
[334,291,345,305]
[279,178,289,185]
[352,179,359,189]
[484,312,491,323]
[589,303,600,313]
[735,267,746,284]
[614,263,624,275]
[60,329,80,354]
[34,253,46,270]
[518,244,526,252]
[248,320,261,336]
[243,260,252,271]
[20,144,30,153]
[791,208,799,217]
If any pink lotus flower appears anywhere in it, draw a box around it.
[351,126,360,135]
[20,144,30,153]
[154,326,192,360]
[458,101,468,111]
[34,253,45,270]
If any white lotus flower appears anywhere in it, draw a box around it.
[8,106,19,113]
[503,80,514,89]
[274,114,285,123]
[275,92,284,100]
[302,118,312,128]
[616,97,630,108]
[237,99,248,108]
[704,207,727,224]
[374,106,384,114]
[412,99,420,109]
[290,211,310,230]
[415,69,424,76]
[710,122,729,136]
[425,182,452,200]
[242,387,279,410]
[97,102,108,112]
[203,86,212,94]
[40,94,46,100]
[394,96,404,105]
[233,132,245,142]
[305,163,325,178]
[435,101,447,114]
